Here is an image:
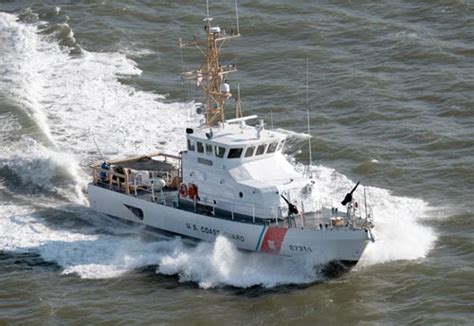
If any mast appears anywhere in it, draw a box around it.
[179,3,241,127]
[235,83,243,118]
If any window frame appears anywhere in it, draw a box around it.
[267,142,278,154]
[255,144,267,156]
[187,139,195,151]
[197,141,204,153]
[244,146,255,157]
[277,139,285,151]
[227,148,243,159]
[215,146,226,158]
[205,143,213,155]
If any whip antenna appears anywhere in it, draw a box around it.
[236,83,243,118]
[206,0,210,19]
[306,57,313,178]
[91,136,106,162]
[178,38,189,101]
[270,108,274,129]
[235,0,240,35]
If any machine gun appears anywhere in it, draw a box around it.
[281,194,299,215]
[341,181,360,206]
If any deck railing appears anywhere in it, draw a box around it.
[90,153,373,231]
[91,152,181,197]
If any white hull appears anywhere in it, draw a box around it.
[88,184,371,263]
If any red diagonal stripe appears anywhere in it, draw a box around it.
[260,226,288,254]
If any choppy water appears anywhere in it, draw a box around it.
[1,1,473,324]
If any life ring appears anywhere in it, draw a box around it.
[179,183,188,197]
[188,183,198,200]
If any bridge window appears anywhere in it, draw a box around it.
[244,146,255,157]
[277,140,285,151]
[215,146,226,158]
[256,144,267,156]
[197,141,204,153]
[228,148,243,159]
[267,142,278,153]
[205,143,213,155]
[187,139,195,151]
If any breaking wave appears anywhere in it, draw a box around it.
[0,11,437,288]
[157,236,325,288]
[0,137,86,204]
[0,204,323,287]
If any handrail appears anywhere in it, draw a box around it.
[226,115,258,124]
[91,165,371,230]
[90,151,181,168]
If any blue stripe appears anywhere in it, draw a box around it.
[255,225,267,251]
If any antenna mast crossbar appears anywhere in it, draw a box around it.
[179,2,241,127]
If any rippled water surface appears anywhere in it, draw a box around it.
[1,0,473,324]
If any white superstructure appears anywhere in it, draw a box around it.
[183,118,311,219]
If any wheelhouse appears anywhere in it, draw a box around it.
[184,124,287,165]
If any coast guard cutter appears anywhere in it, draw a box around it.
[88,6,375,269]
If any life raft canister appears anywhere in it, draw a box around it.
[188,183,198,200]
[179,183,188,197]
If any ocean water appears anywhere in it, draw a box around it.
[0,1,473,324]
